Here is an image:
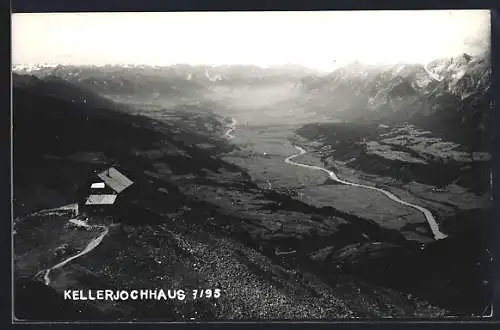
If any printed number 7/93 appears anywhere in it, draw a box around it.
[192,289,221,299]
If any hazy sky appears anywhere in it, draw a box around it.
[12,10,490,71]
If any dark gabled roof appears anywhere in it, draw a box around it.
[97,167,134,193]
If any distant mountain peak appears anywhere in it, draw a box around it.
[12,63,58,72]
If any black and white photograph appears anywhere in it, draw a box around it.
[12,10,493,321]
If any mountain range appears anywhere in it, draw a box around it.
[297,52,490,138]
[13,52,490,146]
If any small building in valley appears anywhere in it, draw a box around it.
[78,166,134,218]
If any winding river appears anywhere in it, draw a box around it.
[225,118,447,241]
[224,117,237,139]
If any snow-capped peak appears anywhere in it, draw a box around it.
[12,63,58,72]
